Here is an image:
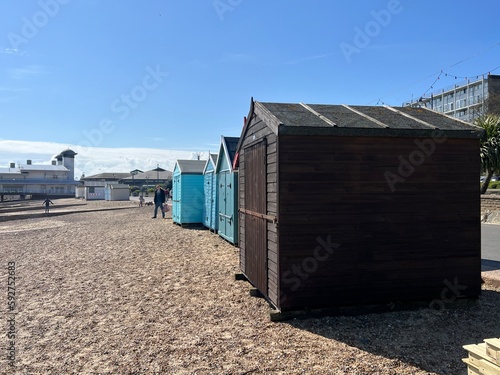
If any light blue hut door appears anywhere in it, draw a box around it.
[172,175,181,222]
[204,172,216,229]
[219,171,235,241]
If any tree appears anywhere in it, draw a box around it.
[476,114,500,194]
[484,92,500,116]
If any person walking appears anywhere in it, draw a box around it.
[152,185,166,219]
[43,198,54,213]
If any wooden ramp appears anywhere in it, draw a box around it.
[463,338,500,374]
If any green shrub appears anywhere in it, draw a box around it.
[489,181,500,189]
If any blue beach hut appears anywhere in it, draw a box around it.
[172,159,206,225]
[202,154,219,231]
[216,136,240,244]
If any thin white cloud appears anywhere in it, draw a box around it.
[0,140,207,179]
[218,52,333,67]
[9,65,47,79]
[0,86,31,103]
[1,48,28,56]
[144,136,164,142]
[218,53,258,64]
[215,52,333,66]
[278,52,334,66]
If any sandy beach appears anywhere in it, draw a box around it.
[1,198,499,374]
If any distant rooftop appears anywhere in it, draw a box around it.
[82,172,131,180]
[121,169,173,181]
[54,149,77,159]
[0,164,69,174]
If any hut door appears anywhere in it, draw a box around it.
[203,173,215,229]
[219,171,235,241]
[218,171,228,237]
[244,141,267,294]
[172,175,181,222]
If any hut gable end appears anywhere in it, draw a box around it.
[216,136,240,245]
[237,102,280,306]
[215,136,240,174]
[202,154,218,231]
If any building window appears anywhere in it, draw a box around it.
[456,99,466,109]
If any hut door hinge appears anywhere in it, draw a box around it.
[239,208,277,224]
[219,213,233,223]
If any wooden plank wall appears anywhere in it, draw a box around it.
[277,135,481,310]
[238,115,278,304]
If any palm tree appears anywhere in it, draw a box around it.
[476,114,500,194]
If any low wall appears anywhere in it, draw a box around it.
[481,193,500,223]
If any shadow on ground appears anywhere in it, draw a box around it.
[0,203,86,214]
[284,289,500,375]
[482,259,500,271]
[0,206,136,222]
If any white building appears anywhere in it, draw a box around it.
[0,149,79,201]
[104,184,130,201]
[80,172,131,200]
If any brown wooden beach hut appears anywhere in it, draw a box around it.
[235,99,483,313]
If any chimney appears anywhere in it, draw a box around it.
[52,160,56,165]
[27,159,32,165]
[10,162,15,168]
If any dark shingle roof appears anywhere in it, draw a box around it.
[222,136,239,163]
[210,153,218,165]
[253,101,483,138]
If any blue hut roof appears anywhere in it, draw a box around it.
[174,160,206,174]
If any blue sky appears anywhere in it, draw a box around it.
[1,0,500,177]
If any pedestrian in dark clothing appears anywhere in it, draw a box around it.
[43,198,54,213]
[152,185,166,219]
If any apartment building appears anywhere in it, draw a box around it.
[403,74,500,122]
